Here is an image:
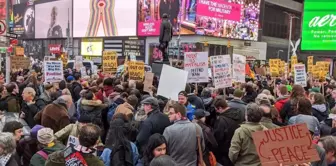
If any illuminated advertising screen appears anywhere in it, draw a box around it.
[81,38,103,56]
[138,0,260,41]
[301,0,336,51]
[35,0,72,39]
[73,0,137,37]
[13,2,35,38]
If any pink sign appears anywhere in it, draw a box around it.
[197,0,242,22]
[138,20,161,36]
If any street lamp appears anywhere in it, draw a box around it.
[284,12,299,63]
[277,50,284,59]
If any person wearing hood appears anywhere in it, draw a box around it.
[115,94,138,120]
[34,95,73,133]
[229,103,266,166]
[320,108,336,137]
[17,125,44,166]
[0,132,19,166]
[227,89,247,123]
[200,88,213,112]
[311,93,329,122]
[213,98,241,166]
[178,91,196,121]
[95,78,114,102]
[29,128,65,166]
[274,85,290,112]
[78,90,108,128]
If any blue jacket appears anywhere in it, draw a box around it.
[186,103,196,121]
[100,142,139,166]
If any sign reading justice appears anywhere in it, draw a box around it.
[252,124,320,166]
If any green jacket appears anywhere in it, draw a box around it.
[29,142,65,166]
[45,150,104,166]
[229,123,267,166]
[260,117,279,129]
[54,122,80,142]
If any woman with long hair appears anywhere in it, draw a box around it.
[137,133,167,166]
[280,84,306,123]
[311,93,328,122]
[100,119,139,166]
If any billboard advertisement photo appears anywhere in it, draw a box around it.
[301,0,336,51]
[73,0,137,37]
[35,0,72,39]
[13,3,35,38]
[81,38,103,56]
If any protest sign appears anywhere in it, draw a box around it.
[44,61,64,83]
[307,56,313,73]
[143,72,154,93]
[10,56,30,69]
[67,136,79,147]
[269,59,280,77]
[294,64,307,87]
[210,55,232,88]
[103,51,118,74]
[252,123,320,166]
[128,61,145,81]
[232,54,246,83]
[15,47,24,56]
[291,56,298,72]
[75,56,83,71]
[184,52,208,83]
[157,65,188,101]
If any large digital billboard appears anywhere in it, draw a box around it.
[13,2,35,38]
[73,0,137,37]
[35,0,72,39]
[138,0,260,41]
[301,0,336,51]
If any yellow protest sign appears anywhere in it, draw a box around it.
[103,51,118,74]
[269,59,280,77]
[307,56,313,65]
[15,47,24,56]
[291,56,298,72]
[128,61,145,81]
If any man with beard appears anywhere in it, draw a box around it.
[47,6,63,38]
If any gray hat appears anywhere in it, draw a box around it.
[37,128,54,145]
[141,97,159,109]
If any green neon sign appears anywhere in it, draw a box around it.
[301,0,336,51]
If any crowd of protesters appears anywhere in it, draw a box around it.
[1,67,336,166]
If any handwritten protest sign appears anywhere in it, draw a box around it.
[15,47,24,56]
[128,61,145,81]
[184,52,208,83]
[103,51,118,74]
[157,65,188,101]
[294,64,307,87]
[143,72,154,93]
[252,124,320,166]
[210,55,232,88]
[44,61,64,83]
[11,56,30,69]
[232,54,246,83]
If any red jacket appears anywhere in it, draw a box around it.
[274,97,289,113]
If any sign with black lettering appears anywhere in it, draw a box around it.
[252,123,320,166]
[128,61,145,81]
[44,61,63,83]
[184,52,208,83]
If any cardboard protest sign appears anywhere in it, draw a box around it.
[143,72,154,93]
[157,65,188,101]
[252,123,320,166]
[67,136,79,147]
[44,61,64,83]
[294,64,307,87]
[184,52,208,83]
[10,56,30,69]
[128,61,145,81]
[232,54,246,83]
[103,51,118,74]
[15,47,24,56]
[210,55,232,88]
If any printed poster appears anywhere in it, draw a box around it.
[210,55,232,88]
[232,54,246,83]
[294,64,307,87]
[44,61,64,83]
[102,51,118,74]
[184,52,208,83]
[128,61,145,81]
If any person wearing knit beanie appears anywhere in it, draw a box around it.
[37,128,54,145]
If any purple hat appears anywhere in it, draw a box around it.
[30,125,44,139]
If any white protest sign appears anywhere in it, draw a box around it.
[232,54,246,83]
[157,65,188,101]
[75,56,83,70]
[44,61,64,83]
[67,135,80,147]
[294,64,307,87]
[210,55,232,88]
[184,52,208,83]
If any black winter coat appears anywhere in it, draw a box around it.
[71,82,82,102]
[188,94,205,110]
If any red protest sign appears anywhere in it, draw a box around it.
[252,123,320,166]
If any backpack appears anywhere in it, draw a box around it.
[37,150,49,160]
[109,143,133,166]
[107,102,119,122]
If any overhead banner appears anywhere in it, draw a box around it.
[73,0,137,37]
[11,56,30,69]
[232,54,246,83]
[128,61,145,81]
[301,0,336,51]
[13,2,35,38]
[102,51,118,74]
[44,61,64,83]
[35,0,72,38]
[252,124,320,166]
[294,64,307,87]
[210,55,232,88]
[184,52,208,83]
[81,38,103,56]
